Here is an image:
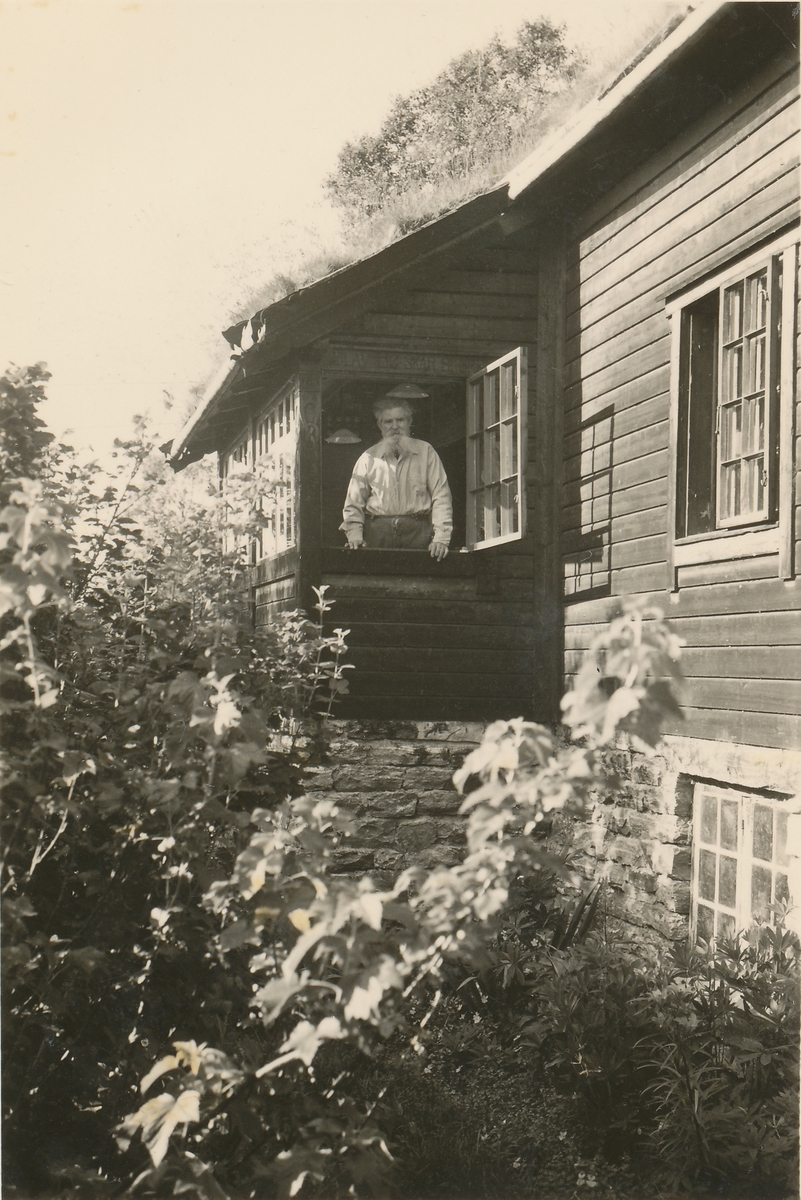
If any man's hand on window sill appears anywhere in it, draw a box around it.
[346,532,364,549]
[429,541,449,561]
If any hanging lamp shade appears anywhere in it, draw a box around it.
[325,428,362,444]
[385,382,429,400]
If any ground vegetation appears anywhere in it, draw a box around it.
[1,365,797,1199]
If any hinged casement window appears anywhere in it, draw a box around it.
[466,347,527,550]
[670,237,797,545]
[691,782,792,944]
[677,258,780,535]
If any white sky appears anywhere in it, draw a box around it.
[1,0,679,455]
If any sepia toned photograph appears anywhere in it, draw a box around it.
[1,1,799,1197]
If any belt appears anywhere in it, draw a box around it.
[365,512,431,522]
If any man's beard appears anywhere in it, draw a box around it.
[384,433,412,452]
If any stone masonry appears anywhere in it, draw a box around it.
[301,719,484,883]
[292,721,801,945]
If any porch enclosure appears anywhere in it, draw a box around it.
[232,222,566,721]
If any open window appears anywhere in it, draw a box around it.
[467,347,527,549]
[320,348,528,555]
[692,782,793,943]
[668,235,797,579]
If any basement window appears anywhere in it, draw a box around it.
[691,782,792,943]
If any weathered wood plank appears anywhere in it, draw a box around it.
[565,609,801,650]
[357,312,536,344]
[611,533,666,570]
[341,622,536,650]
[425,270,539,297]
[564,368,669,432]
[564,413,669,470]
[349,647,533,674]
[563,477,666,531]
[387,291,537,320]
[565,336,670,412]
[567,173,799,338]
[659,705,801,750]
[577,60,797,251]
[569,141,799,315]
[329,333,525,361]
[574,97,800,293]
[565,645,801,679]
[610,562,668,594]
[676,556,779,588]
[320,548,477,577]
[323,574,478,601]
[565,311,666,390]
[330,598,539,625]
[684,676,801,714]
[348,671,533,698]
[563,577,800,623]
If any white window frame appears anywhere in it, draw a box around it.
[691,782,792,944]
[666,232,797,583]
[466,346,527,550]
[252,384,298,561]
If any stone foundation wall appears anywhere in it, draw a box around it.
[294,721,801,944]
[301,720,485,883]
[568,736,801,943]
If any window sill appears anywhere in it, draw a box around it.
[321,547,478,577]
[673,526,779,567]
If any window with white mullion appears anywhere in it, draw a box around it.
[250,385,298,559]
[691,783,792,944]
[716,262,776,527]
[693,784,742,944]
[466,347,527,550]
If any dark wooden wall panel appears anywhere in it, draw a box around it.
[562,60,801,750]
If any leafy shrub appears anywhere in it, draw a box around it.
[0,378,353,1198]
[527,928,800,1192]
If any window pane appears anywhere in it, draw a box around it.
[724,281,743,341]
[741,455,764,515]
[753,805,773,861]
[745,269,768,332]
[500,419,515,480]
[722,344,743,405]
[742,393,765,455]
[468,381,482,436]
[484,428,500,484]
[484,486,501,541]
[700,793,718,844]
[745,334,766,395]
[697,904,714,943]
[501,480,519,535]
[720,402,742,460]
[720,799,738,851]
[484,372,499,427]
[720,460,740,520]
[718,855,737,908]
[471,491,485,543]
[776,873,790,906]
[499,361,517,420]
[751,864,772,922]
[699,849,716,901]
[717,911,736,941]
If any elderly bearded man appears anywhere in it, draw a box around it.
[340,397,453,560]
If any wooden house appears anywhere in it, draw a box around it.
[171,0,801,940]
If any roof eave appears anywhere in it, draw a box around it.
[505,0,729,201]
